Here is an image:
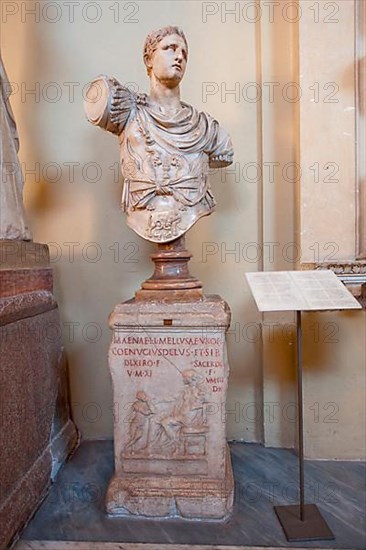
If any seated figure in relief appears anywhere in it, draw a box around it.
[84,26,233,243]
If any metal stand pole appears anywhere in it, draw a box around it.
[274,310,334,542]
[297,310,305,521]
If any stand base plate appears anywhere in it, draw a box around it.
[274,504,334,542]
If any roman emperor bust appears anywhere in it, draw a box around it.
[84,26,233,243]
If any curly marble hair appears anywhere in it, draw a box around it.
[143,26,188,76]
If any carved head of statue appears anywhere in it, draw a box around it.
[143,26,188,87]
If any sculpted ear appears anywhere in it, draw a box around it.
[144,54,152,74]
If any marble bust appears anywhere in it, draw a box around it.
[84,26,233,243]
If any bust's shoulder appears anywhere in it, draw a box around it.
[84,75,139,134]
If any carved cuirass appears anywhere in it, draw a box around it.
[84,76,233,243]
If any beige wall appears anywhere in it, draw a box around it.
[299,1,357,263]
[296,0,365,459]
[2,0,365,459]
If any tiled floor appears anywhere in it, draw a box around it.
[16,441,366,549]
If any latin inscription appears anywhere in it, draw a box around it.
[111,334,225,392]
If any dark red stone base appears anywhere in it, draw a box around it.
[0,249,78,548]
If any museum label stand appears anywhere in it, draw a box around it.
[246,270,361,542]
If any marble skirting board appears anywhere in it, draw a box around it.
[15,542,345,550]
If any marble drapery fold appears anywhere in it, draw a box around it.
[0,54,32,241]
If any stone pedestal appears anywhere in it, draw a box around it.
[0,241,78,548]
[106,295,233,520]
[135,236,203,303]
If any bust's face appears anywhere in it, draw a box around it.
[148,33,187,87]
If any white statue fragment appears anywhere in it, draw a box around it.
[0,54,32,241]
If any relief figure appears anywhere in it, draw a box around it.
[125,391,153,454]
[123,369,209,459]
